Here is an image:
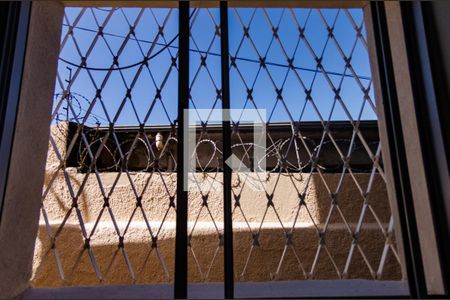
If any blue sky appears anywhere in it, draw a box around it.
[54,7,375,127]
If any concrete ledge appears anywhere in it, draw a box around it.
[32,221,401,287]
[22,280,408,299]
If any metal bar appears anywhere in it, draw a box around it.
[370,2,427,298]
[0,1,31,225]
[220,1,234,299]
[400,2,450,295]
[175,1,189,298]
[83,120,380,132]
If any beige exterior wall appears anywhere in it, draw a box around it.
[0,2,64,299]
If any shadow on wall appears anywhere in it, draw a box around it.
[42,170,91,221]
[32,222,401,287]
[311,173,392,225]
[228,172,399,283]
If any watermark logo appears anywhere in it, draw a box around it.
[184,109,267,193]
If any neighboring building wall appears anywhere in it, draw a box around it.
[31,124,401,286]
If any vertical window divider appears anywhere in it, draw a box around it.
[220,1,234,299]
[370,2,427,298]
[175,1,190,298]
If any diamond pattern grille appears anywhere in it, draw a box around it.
[38,7,179,285]
[35,4,402,288]
[187,7,224,282]
[228,7,401,281]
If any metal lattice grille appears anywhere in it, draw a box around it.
[33,4,402,290]
[187,7,225,283]
[228,7,400,281]
[36,7,179,286]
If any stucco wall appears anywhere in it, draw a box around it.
[31,124,401,287]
